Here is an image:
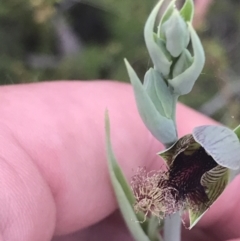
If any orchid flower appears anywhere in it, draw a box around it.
[132,125,240,229]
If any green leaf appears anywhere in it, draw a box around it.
[125,59,177,146]
[168,23,205,95]
[144,0,172,76]
[105,112,151,241]
[180,0,194,22]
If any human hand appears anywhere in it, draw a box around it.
[0,81,238,241]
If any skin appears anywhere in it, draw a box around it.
[194,0,213,28]
[0,81,238,241]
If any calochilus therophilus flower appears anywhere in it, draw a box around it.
[131,125,240,229]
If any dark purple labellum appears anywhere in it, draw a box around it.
[159,147,218,209]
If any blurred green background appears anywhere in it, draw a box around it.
[1,0,240,127]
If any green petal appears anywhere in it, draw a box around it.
[201,165,229,186]
[193,125,240,170]
[189,166,229,229]
[105,112,151,241]
[158,134,194,166]
[125,59,177,146]
[144,0,172,76]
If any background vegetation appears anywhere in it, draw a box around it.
[1,0,240,127]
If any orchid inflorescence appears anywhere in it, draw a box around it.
[106,0,240,241]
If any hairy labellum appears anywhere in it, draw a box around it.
[131,134,225,223]
[131,126,240,228]
[166,147,217,208]
[131,148,217,222]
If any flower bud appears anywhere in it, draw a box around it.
[143,0,204,95]
[168,24,205,95]
[161,9,190,57]
[144,0,172,76]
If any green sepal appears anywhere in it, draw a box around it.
[144,0,172,76]
[172,49,193,78]
[168,23,205,95]
[229,125,240,181]
[161,9,190,57]
[230,125,240,181]
[180,0,194,22]
[143,68,174,119]
[105,112,151,241]
[189,167,229,229]
[153,33,172,61]
[234,125,240,140]
[125,59,177,146]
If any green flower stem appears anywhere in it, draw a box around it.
[163,135,181,241]
[170,94,179,142]
[163,123,180,241]
[164,213,181,241]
